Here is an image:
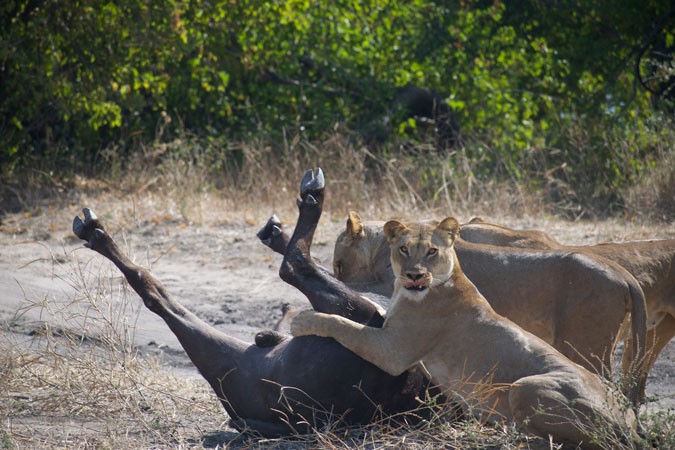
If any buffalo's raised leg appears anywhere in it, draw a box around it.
[277,168,384,327]
[274,169,449,419]
[72,208,276,431]
[257,213,333,280]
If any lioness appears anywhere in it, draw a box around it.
[332,212,648,405]
[292,218,638,449]
[457,217,675,389]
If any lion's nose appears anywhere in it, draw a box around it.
[407,272,424,281]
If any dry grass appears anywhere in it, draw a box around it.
[59,129,545,226]
[0,249,228,449]
[625,146,675,222]
[3,126,673,228]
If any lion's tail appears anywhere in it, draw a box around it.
[625,274,648,408]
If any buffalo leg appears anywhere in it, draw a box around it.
[276,169,451,418]
[257,213,334,280]
[72,208,266,425]
[277,168,384,327]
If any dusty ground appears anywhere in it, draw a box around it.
[1,196,674,447]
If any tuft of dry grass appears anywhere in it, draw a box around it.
[0,246,229,449]
[625,145,675,222]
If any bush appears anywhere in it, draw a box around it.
[1,1,672,218]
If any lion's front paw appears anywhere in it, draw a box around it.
[290,309,325,337]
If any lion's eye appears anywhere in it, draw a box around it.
[399,246,409,255]
[427,248,438,256]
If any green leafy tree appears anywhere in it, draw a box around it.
[1,0,671,215]
[1,0,237,173]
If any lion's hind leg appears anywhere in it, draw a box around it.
[508,374,636,450]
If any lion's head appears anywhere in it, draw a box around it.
[383,217,460,299]
[333,211,391,287]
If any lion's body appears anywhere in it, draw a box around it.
[333,214,648,404]
[456,218,675,382]
[296,218,637,448]
[460,217,563,250]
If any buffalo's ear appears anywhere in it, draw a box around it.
[346,211,365,238]
[437,217,460,243]
[384,220,407,242]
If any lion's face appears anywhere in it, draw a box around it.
[333,212,392,287]
[333,230,374,284]
[334,212,381,284]
[384,217,460,299]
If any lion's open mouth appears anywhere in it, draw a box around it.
[404,280,429,292]
[405,285,428,292]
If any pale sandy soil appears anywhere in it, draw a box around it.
[0,194,673,447]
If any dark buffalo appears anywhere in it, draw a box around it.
[71,169,431,437]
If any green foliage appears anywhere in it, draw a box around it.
[1,0,237,172]
[1,0,672,216]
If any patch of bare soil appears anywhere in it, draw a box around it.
[1,201,674,447]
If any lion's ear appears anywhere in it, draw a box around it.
[437,217,460,242]
[384,220,407,242]
[346,211,365,238]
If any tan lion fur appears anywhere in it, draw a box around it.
[461,216,564,249]
[456,217,675,389]
[332,212,648,405]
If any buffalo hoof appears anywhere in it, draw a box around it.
[296,168,324,207]
[256,214,283,247]
[73,208,105,248]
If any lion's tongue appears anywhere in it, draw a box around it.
[405,280,426,289]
